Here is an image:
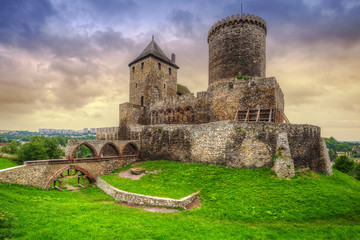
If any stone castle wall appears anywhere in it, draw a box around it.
[208,77,284,121]
[126,121,331,175]
[208,14,267,87]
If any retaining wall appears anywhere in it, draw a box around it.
[96,177,199,209]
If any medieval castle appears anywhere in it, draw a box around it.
[96,13,332,178]
[0,13,333,190]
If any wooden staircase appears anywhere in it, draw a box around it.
[234,108,290,123]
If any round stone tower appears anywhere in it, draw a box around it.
[208,14,267,87]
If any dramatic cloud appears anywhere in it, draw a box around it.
[0,0,359,140]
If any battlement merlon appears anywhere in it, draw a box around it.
[208,14,267,42]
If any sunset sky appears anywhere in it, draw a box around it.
[0,0,359,140]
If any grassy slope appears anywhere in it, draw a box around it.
[0,160,359,239]
[0,157,21,169]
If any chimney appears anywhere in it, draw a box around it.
[171,53,176,63]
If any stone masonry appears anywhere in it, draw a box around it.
[94,12,332,177]
[96,177,199,209]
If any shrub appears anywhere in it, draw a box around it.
[354,163,360,180]
[333,155,355,174]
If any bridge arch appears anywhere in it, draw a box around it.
[45,165,95,190]
[122,142,140,156]
[71,142,97,160]
[99,142,122,157]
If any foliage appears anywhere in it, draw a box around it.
[353,163,360,180]
[328,148,336,161]
[333,155,355,174]
[1,161,360,239]
[17,136,64,162]
[324,137,358,153]
[74,145,93,158]
[0,140,20,155]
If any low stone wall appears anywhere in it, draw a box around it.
[96,177,199,209]
[128,121,332,175]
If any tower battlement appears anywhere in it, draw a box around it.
[208,14,267,42]
[208,13,267,86]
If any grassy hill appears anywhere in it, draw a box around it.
[1,160,360,239]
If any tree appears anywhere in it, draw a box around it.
[17,141,48,161]
[328,149,336,161]
[17,136,64,162]
[354,163,360,180]
[0,140,20,155]
[333,156,355,174]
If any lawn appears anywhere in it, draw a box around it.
[0,157,21,170]
[1,160,360,239]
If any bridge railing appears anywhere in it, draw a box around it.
[25,155,139,166]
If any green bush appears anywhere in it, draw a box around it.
[354,163,360,180]
[17,136,64,162]
[333,155,355,174]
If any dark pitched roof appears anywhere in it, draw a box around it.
[128,39,179,69]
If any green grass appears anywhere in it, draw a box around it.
[0,157,21,170]
[1,160,360,239]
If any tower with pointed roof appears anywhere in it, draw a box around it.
[128,36,179,107]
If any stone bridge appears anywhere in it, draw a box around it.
[0,140,141,189]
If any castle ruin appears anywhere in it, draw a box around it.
[96,13,332,177]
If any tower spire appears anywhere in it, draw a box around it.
[152,35,154,41]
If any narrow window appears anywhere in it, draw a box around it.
[158,63,161,70]
[141,62,144,69]
[169,68,171,75]
[136,83,137,88]
[132,66,135,73]
[229,82,233,89]
[164,84,166,89]
[140,96,144,106]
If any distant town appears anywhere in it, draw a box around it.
[0,128,97,143]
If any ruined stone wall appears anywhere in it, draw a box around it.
[145,92,210,125]
[96,127,119,140]
[96,177,199,208]
[129,56,177,106]
[127,121,331,174]
[208,14,266,87]
[208,77,284,121]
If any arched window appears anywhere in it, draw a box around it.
[140,96,144,106]
[169,68,171,75]
[141,62,144,69]
[132,66,135,73]
[158,63,161,70]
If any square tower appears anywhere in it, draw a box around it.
[128,37,179,106]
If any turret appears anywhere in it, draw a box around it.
[208,14,267,87]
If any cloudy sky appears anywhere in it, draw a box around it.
[0,0,359,140]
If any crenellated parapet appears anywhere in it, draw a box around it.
[208,14,267,42]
